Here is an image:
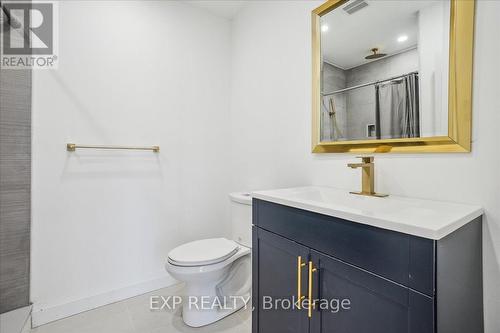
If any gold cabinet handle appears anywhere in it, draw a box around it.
[297,256,306,309]
[308,261,317,318]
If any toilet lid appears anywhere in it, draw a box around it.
[168,238,239,267]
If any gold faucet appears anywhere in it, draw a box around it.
[347,156,388,197]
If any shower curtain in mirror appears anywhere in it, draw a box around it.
[375,73,420,139]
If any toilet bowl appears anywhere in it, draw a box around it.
[165,192,253,327]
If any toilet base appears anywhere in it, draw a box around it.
[181,294,250,327]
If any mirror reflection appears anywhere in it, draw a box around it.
[320,0,450,142]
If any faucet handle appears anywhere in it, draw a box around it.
[355,156,374,163]
[347,156,373,168]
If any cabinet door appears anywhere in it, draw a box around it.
[310,250,423,333]
[253,227,310,333]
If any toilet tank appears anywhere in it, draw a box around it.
[229,192,252,248]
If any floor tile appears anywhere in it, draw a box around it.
[29,283,252,333]
[126,284,185,332]
[31,301,134,333]
[168,306,251,333]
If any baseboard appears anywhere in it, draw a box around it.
[0,305,32,333]
[31,275,178,327]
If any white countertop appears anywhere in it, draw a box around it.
[251,186,483,240]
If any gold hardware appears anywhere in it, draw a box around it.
[311,0,475,153]
[297,256,306,309]
[67,143,76,151]
[308,261,317,318]
[348,156,388,197]
[66,143,159,153]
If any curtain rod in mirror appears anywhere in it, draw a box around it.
[322,71,419,96]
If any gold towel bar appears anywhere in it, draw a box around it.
[67,143,159,153]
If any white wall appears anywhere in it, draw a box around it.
[31,0,231,324]
[230,2,315,192]
[230,1,500,332]
[418,1,450,137]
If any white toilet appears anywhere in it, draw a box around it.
[165,192,252,327]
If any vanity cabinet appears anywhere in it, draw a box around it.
[252,199,483,333]
[251,228,309,333]
[308,250,433,333]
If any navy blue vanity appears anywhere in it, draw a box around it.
[251,188,483,333]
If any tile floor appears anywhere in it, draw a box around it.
[30,284,251,333]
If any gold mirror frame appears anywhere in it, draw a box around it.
[312,0,475,153]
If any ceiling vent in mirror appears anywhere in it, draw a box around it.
[343,0,368,15]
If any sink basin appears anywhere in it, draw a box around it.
[251,186,483,239]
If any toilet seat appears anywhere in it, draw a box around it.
[168,238,239,267]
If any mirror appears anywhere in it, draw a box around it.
[312,0,475,153]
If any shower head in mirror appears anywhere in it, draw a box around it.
[365,48,387,60]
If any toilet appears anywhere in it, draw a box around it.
[165,192,252,327]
